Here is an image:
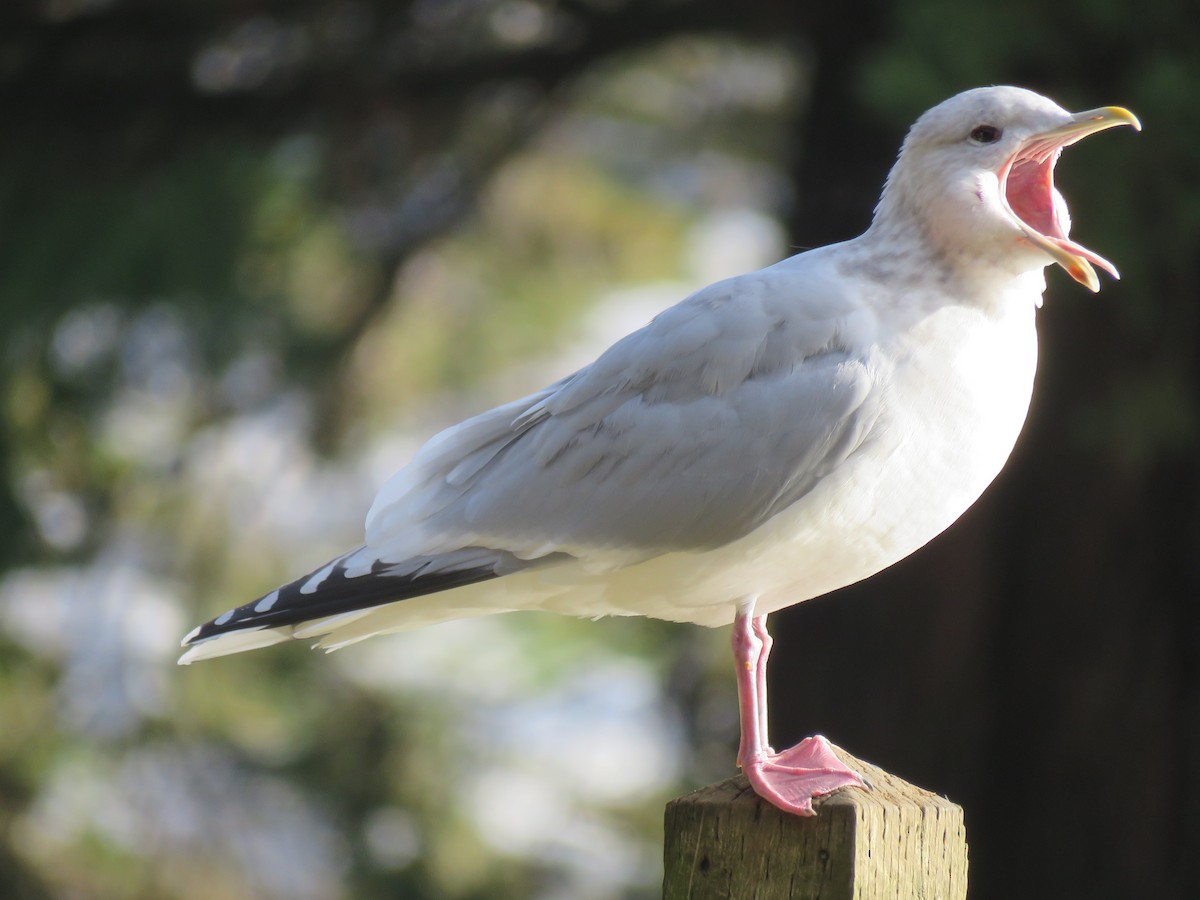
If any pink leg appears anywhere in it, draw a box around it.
[752,615,773,753]
[732,609,764,765]
[732,602,864,816]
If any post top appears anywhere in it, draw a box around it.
[667,744,963,817]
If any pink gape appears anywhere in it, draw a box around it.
[733,605,863,815]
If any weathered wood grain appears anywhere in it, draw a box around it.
[663,744,967,899]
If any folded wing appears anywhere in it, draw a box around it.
[181,260,883,661]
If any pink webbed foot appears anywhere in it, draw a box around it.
[731,607,864,816]
[742,734,864,816]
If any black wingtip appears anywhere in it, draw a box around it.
[182,550,502,647]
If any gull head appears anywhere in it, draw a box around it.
[875,86,1140,292]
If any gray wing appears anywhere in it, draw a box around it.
[179,259,886,660]
[364,263,883,566]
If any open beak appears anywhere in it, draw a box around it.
[1001,106,1141,292]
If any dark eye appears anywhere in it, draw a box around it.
[970,124,1002,144]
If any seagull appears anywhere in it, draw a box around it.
[180,87,1140,816]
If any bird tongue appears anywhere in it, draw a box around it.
[1004,154,1119,293]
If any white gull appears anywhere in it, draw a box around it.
[180,86,1139,815]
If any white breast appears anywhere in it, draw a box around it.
[751,279,1040,618]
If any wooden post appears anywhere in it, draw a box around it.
[663,743,967,899]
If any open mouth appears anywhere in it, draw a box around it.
[999,106,1141,292]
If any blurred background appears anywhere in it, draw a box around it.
[1,1,1197,898]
